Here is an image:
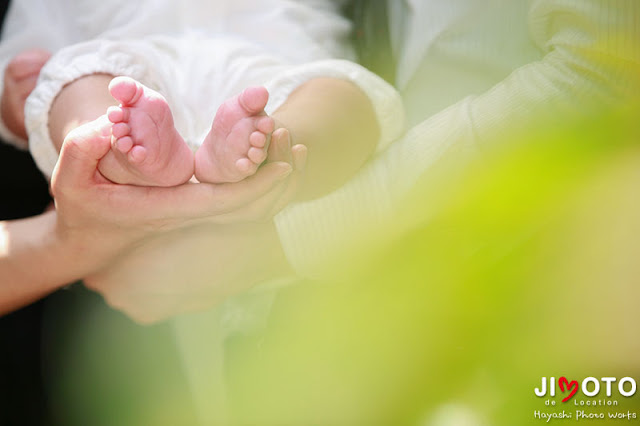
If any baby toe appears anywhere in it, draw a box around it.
[113,135,134,153]
[239,86,269,114]
[107,106,128,124]
[249,131,267,148]
[248,146,267,164]
[128,145,147,164]
[256,116,274,134]
[235,157,257,176]
[111,122,130,139]
[109,76,143,105]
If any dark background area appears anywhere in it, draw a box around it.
[0,0,56,425]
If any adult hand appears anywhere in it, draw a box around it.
[211,127,307,224]
[80,127,305,323]
[84,220,291,324]
[52,116,304,275]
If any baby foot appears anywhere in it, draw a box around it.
[97,76,194,186]
[194,86,274,183]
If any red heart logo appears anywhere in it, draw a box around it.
[559,377,579,402]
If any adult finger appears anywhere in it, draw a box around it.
[137,161,295,223]
[253,130,308,218]
[208,180,290,224]
[162,128,298,220]
[210,131,308,224]
[51,115,113,196]
[266,127,293,164]
[266,143,308,216]
[259,131,306,217]
[292,143,308,171]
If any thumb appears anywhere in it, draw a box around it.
[51,115,112,193]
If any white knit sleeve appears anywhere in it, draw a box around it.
[25,38,171,177]
[466,0,640,147]
[274,0,640,280]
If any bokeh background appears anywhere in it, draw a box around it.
[1,1,639,425]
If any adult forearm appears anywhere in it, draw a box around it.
[84,220,293,324]
[0,211,84,315]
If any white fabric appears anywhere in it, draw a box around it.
[0,0,66,149]
[275,0,640,280]
[0,0,404,177]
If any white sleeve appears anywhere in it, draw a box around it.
[2,0,175,158]
[0,0,71,149]
[25,38,173,177]
[274,0,640,280]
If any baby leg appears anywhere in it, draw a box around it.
[97,77,194,186]
[194,86,274,183]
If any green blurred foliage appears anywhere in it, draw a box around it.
[45,103,640,425]
[227,103,640,425]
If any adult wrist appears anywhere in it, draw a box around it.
[0,211,82,315]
